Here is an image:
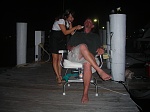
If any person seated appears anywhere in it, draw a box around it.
[67,18,112,103]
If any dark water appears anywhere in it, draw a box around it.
[131,96,150,112]
[127,63,150,112]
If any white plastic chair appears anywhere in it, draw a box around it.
[59,50,103,96]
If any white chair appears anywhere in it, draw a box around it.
[59,50,103,96]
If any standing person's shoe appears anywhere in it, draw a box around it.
[59,75,66,82]
[56,77,62,86]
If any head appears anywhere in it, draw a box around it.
[63,9,75,23]
[83,18,95,33]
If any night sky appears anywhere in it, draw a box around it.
[1,0,150,37]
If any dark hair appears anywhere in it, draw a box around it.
[63,9,75,19]
[55,9,75,21]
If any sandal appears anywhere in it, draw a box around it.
[59,75,65,83]
[56,77,62,86]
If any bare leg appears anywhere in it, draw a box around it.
[79,44,111,80]
[81,62,92,103]
[52,53,62,84]
[58,55,62,80]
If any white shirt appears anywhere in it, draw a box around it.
[52,19,70,31]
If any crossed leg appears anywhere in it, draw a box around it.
[79,44,111,81]
[79,44,111,103]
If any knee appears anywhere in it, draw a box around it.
[84,62,91,69]
[83,62,92,74]
[79,44,88,50]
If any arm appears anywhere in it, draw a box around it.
[96,47,105,56]
[59,24,83,35]
[69,22,75,35]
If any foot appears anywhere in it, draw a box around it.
[81,94,89,103]
[98,70,112,81]
[59,75,65,82]
[59,75,62,80]
[56,77,62,86]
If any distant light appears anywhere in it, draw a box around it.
[141,29,145,31]
[93,19,98,22]
[117,7,121,12]
[102,27,105,29]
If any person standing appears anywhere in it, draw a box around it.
[50,9,83,85]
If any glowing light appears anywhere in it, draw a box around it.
[93,19,98,22]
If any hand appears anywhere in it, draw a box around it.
[96,48,104,55]
[67,45,74,51]
[76,25,83,30]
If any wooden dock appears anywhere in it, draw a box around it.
[0,62,140,112]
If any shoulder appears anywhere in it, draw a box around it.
[58,19,65,24]
[91,33,99,37]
